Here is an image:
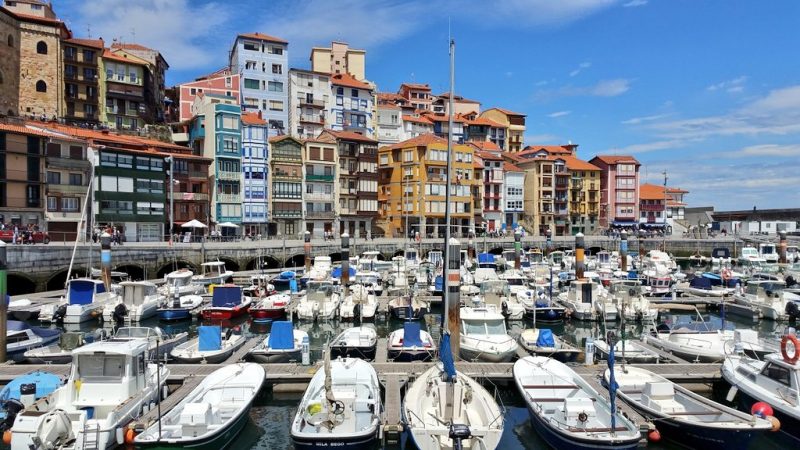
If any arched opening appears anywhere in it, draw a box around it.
[46,269,71,292]
[113,264,145,281]
[156,260,197,279]
[36,41,47,54]
[7,273,37,295]
[286,254,306,268]
[7,34,13,47]
[36,80,47,92]
[245,256,281,271]
[328,252,341,263]
[588,246,604,255]
[489,247,505,255]
[217,257,239,272]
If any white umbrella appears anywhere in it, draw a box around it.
[181,219,207,229]
[218,222,239,228]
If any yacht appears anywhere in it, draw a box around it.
[608,279,658,322]
[558,279,612,321]
[158,268,204,298]
[459,305,518,362]
[192,261,234,286]
[759,243,780,264]
[353,270,382,296]
[39,278,118,324]
[102,281,163,324]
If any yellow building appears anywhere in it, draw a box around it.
[479,108,526,152]
[563,155,601,235]
[309,41,366,81]
[378,134,477,238]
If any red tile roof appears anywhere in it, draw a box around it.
[517,145,574,158]
[65,37,104,49]
[400,82,431,90]
[486,107,526,117]
[0,123,83,141]
[322,129,378,144]
[591,155,640,165]
[378,92,406,103]
[503,162,523,172]
[402,115,433,125]
[241,112,267,126]
[390,133,447,149]
[475,149,504,161]
[103,49,148,65]
[237,32,288,44]
[378,103,401,110]
[473,160,484,169]
[435,92,481,104]
[111,42,156,52]
[666,186,688,194]
[561,155,600,171]
[331,73,372,90]
[471,141,503,153]
[640,183,668,200]
[269,135,303,144]
[6,10,66,27]
[422,112,467,123]
[467,116,506,128]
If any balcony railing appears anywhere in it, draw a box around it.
[555,208,568,216]
[171,192,209,201]
[47,184,88,195]
[570,179,583,190]
[300,114,325,124]
[217,193,241,203]
[306,210,335,219]
[640,204,665,212]
[305,192,333,201]
[46,157,90,170]
[189,170,209,178]
[306,174,334,182]
[217,171,241,181]
[300,99,325,108]
[273,210,302,218]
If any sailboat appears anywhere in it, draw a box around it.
[402,38,504,450]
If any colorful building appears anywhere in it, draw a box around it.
[480,108,526,152]
[175,68,239,122]
[288,68,330,139]
[303,136,338,237]
[473,148,504,232]
[464,114,508,151]
[0,122,50,232]
[504,162,524,230]
[666,186,689,235]
[101,48,148,131]
[564,155,600,235]
[110,42,169,123]
[398,83,432,111]
[42,131,90,241]
[639,183,667,230]
[432,93,481,116]
[268,135,304,237]
[62,38,102,125]
[241,112,269,236]
[330,73,374,137]
[515,145,579,236]
[589,155,641,229]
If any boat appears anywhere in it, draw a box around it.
[159,268,205,298]
[9,339,169,450]
[593,338,660,364]
[478,279,524,321]
[558,278,611,321]
[109,326,189,361]
[732,280,800,321]
[157,294,204,321]
[339,284,378,321]
[249,292,290,322]
[24,330,104,364]
[681,273,736,298]
[459,305,518,362]
[513,356,641,450]
[192,261,234,286]
[711,247,733,271]
[518,328,581,363]
[291,356,383,449]
[247,321,307,363]
[270,270,303,294]
[102,281,163,324]
[722,337,800,440]
[39,278,117,324]
[608,280,658,322]
[0,371,63,431]
[640,250,676,296]
[5,321,61,362]
[387,294,427,320]
[606,365,772,450]
[353,271,383,296]
[329,326,378,361]
[134,363,265,449]
[738,246,767,271]
[201,285,252,320]
[295,280,340,321]
[759,243,780,264]
[386,322,436,362]
[170,326,246,364]
[304,256,333,282]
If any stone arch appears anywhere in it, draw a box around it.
[36,80,47,92]
[245,255,281,271]
[7,272,37,296]
[46,269,71,291]
[156,260,197,279]
[217,257,239,272]
[113,264,145,281]
[286,254,306,268]
[36,40,47,54]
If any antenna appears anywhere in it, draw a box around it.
[130,27,136,43]
[87,23,91,38]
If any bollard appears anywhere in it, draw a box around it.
[304,231,311,272]
[100,231,112,292]
[514,228,522,270]
[779,230,787,264]
[301,335,310,365]
[620,230,628,272]
[341,232,350,290]
[575,232,585,280]
[447,237,461,358]
[584,337,595,366]
[0,241,6,362]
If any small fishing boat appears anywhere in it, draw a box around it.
[353,271,382,296]
[518,328,581,363]
[732,280,799,321]
[24,330,105,364]
[0,371,63,431]
[607,365,772,450]
[339,284,378,321]
[295,280,340,321]
[134,363,265,449]
[38,278,117,324]
[387,294,427,320]
[201,285,252,321]
[171,326,246,364]
[386,322,436,362]
[291,356,383,449]
[329,326,378,361]
[157,294,204,321]
[102,280,163,324]
[681,273,735,298]
[249,292,290,322]
[5,321,61,362]
[513,356,641,450]
[608,280,658,322]
[518,289,566,323]
[109,326,189,361]
[192,261,234,286]
[459,305,518,362]
[247,321,307,363]
[558,279,611,321]
[593,338,660,364]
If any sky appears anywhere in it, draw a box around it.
[53,0,800,211]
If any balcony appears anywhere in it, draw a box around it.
[217,193,241,203]
[46,157,91,170]
[47,184,88,195]
[306,173,334,182]
[171,192,209,201]
[640,204,665,212]
[300,99,325,108]
[189,170,209,179]
[306,210,335,219]
[217,171,240,181]
[555,208,568,216]
[570,179,583,190]
[300,114,325,124]
[305,192,333,201]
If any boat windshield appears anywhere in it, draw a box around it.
[75,354,126,380]
[167,276,188,287]
[485,319,506,335]
[115,327,152,339]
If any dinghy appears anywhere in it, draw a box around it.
[0,371,63,431]
[329,326,378,361]
[593,338,660,364]
[386,321,436,362]
[291,356,383,449]
[157,294,204,321]
[247,321,307,363]
[513,356,641,450]
[606,365,772,450]
[518,328,581,363]
[170,326,246,364]
[134,363,265,449]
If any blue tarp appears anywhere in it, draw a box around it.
[536,329,556,348]
[0,371,62,419]
[331,267,356,279]
[289,279,298,293]
[711,247,731,258]
[279,271,296,280]
[403,322,423,347]
[268,321,295,350]
[211,286,242,307]
[690,277,712,290]
[68,280,98,305]
[434,275,443,292]
[198,325,222,351]
[478,253,495,264]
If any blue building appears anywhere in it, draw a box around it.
[330,73,374,137]
[241,112,269,236]
[229,32,289,138]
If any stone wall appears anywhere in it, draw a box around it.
[18,21,62,118]
[0,12,20,116]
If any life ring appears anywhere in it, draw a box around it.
[781,335,799,364]
[721,268,732,281]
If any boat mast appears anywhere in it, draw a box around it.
[443,37,457,346]
[66,160,95,283]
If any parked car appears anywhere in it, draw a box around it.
[0,229,50,244]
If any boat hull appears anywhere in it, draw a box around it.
[735,385,800,441]
[291,429,378,450]
[249,308,286,322]
[389,305,426,321]
[525,306,566,323]
[387,348,435,362]
[248,349,301,364]
[158,308,193,321]
[525,406,639,450]
[459,346,515,363]
[201,305,250,321]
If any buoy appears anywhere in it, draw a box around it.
[751,402,774,418]
[3,430,12,445]
[648,429,661,442]
[781,334,799,364]
[768,415,781,432]
[124,427,137,444]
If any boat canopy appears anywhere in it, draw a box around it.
[478,253,496,265]
[331,266,356,279]
[689,276,712,290]
[211,285,242,307]
[68,279,103,305]
[711,247,731,258]
[198,325,221,351]
[536,329,555,348]
[403,322,423,347]
[269,321,295,350]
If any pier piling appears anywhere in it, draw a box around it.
[575,232,585,279]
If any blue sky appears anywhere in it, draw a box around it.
[55,0,800,211]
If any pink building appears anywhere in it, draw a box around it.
[176,68,240,122]
[589,155,641,229]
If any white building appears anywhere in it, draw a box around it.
[288,68,331,140]
[376,103,402,146]
[504,162,524,230]
[330,73,375,137]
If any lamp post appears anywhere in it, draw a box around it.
[165,156,174,245]
[662,170,668,251]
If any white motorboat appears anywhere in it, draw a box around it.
[339,284,378,321]
[192,261,234,286]
[157,293,205,321]
[5,321,61,362]
[388,294,427,320]
[608,279,658,322]
[170,326,246,364]
[759,243,779,264]
[353,270,383,296]
[9,339,169,450]
[558,279,611,321]
[478,279,524,321]
[291,357,383,449]
[109,326,189,361]
[459,305,518,362]
[24,331,98,364]
[680,273,736,298]
[738,246,767,270]
[248,292,290,321]
[295,280,340,321]
[329,326,378,361]
[513,356,640,450]
[305,255,333,281]
[159,268,205,298]
[102,281,163,324]
[593,338,660,364]
[732,280,799,321]
[39,278,117,324]
[247,321,307,363]
[608,365,772,450]
[386,322,436,362]
[518,328,581,363]
[134,363,264,448]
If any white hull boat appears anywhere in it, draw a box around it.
[339,285,378,321]
[459,305,518,362]
[171,326,246,364]
[102,281,163,324]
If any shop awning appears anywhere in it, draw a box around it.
[612,221,638,226]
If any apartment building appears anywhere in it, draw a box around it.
[62,38,102,125]
[288,68,330,139]
[310,41,366,80]
[398,83,432,111]
[241,112,269,236]
[639,183,667,230]
[101,49,148,131]
[432,93,481,116]
[504,162,524,230]
[268,135,304,237]
[589,155,641,229]
[464,113,508,151]
[427,112,466,143]
[330,73,374,137]
[174,68,239,122]
[110,42,169,123]
[43,132,90,241]
[565,156,600,235]
[303,137,338,237]
[480,108,526,152]
[515,145,577,236]
[666,186,689,234]
[0,122,49,231]
[474,149,504,232]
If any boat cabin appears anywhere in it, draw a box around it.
[528,249,544,264]
[165,269,194,286]
[569,279,601,304]
[306,280,334,301]
[120,281,159,305]
[756,354,800,403]
[461,306,508,337]
[201,261,229,278]
[404,248,419,264]
[549,251,565,267]
[427,250,442,267]
[66,279,107,305]
[759,243,779,262]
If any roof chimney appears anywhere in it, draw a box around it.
[257,110,262,119]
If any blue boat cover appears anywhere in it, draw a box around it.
[279,270,296,280]
[434,275,443,292]
[711,247,731,258]
[478,253,495,264]
[0,371,62,418]
[198,325,221,351]
[211,285,242,307]
[331,267,356,279]
[403,322,423,347]
[7,320,29,332]
[690,277,712,290]
[68,280,98,305]
[289,279,298,293]
[439,333,457,382]
[268,321,295,350]
[627,270,639,280]
[536,329,556,348]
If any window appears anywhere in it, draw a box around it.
[269,46,283,55]
[245,60,257,70]
[61,197,79,211]
[272,64,282,74]
[268,81,283,92]
[86,85,96,98]
[225,77,232,87]
[763,363,791,386]
[47,196,57,210]
[243,41,259,51]
[36,41,47,54]
[46,171,60,184]
[69,173,82,185]
[129,70,137,83]
[117,154,133,168]
[35,80,46,92]
[351,89,359,98]
[219,114,238,130]
[83,49,94,61]
[244,78,259,90]
[7,35,12,47]
[269,100,283,111]
[190,88,197,95]
[336,87,344,95]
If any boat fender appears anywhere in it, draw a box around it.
[162,385,169,401]
[124,426,137,445]
[768,415,781,432]
[116,427,124,445]
[648,429,661,442]
[725,386,738,402]
[1,430,10,445]
[780,334,799,364]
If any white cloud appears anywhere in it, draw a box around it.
[569,61,592,77]
[621,113,671,125]
[591,79,632,96]
[614,139,690,154]
[535,78,632,100]
[623,0,648,7]
[548,110,572,118]
[727,144,800,158]
[707,76,748,93]
[535,80,550,86]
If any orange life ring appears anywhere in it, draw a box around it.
[781,334,799,364]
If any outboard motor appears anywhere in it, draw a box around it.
[52,304,67,323]
[786,302,800,322]
[0,399,24,431]
[112,303,128,325]
[19,383,36,408]
[786,275,797,288]
[449,423,472,450]
[353,303,362,324]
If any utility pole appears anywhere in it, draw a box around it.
[662,170,668,251]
